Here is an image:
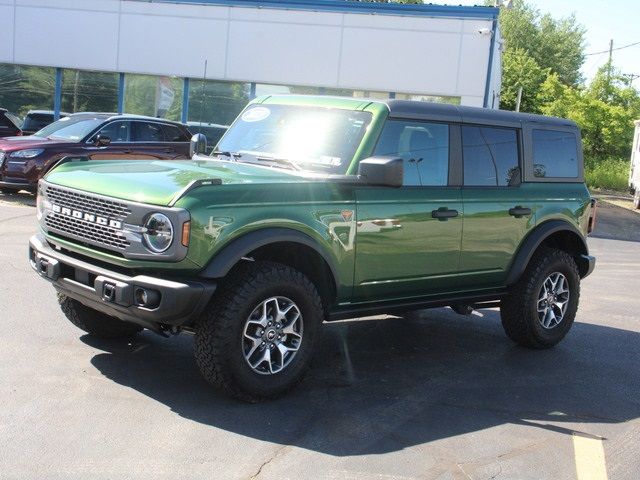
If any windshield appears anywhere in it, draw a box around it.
[216,104,372,174]
[34,117,103,141]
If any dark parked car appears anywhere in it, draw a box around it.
[186,122,228,153]
[0,109,23,138]
[21,110,70,135]
[0,113,192,193]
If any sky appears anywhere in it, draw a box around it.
[455,0,639,85]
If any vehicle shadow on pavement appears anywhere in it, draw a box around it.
[84,307,640,456]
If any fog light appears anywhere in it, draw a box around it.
[134,287,160,308]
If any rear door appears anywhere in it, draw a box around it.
[129,121,170,158]
[458,125,533,289]
[161,123,191,158]
[352,118,463,302]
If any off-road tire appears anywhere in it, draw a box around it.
[500,248,580,349]
[194,261,323,402]
[58,293,142,338]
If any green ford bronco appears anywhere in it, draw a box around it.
[29,95,596,401]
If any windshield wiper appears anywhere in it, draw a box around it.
[211,150,242,160]
[254,156,302,171]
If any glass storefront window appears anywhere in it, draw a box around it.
[394,93,461,105]
[61,69,119,114]
[187,79,250,127]
[0,63,55,117]
[124,73,183,121]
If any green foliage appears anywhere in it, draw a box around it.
[501,48,548,112]
[497,0,639,170]
[584,157,630,191]
[495,0,585,88]
[538,68,640,160]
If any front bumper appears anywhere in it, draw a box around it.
[29,233,216,330]
[0,180,33,191]
[578,254,596,279]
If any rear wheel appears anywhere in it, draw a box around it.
[194,261,323,402]
[58,293,142,338]
[500,248,580,349]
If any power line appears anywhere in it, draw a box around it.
[585,40,640,56]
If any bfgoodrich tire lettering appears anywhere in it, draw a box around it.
[500,248,580,349]
[58,293,142,338]
[194,261,323,402]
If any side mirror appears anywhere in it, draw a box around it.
[357,156,403,187]
[94,134,111,147]
[190,133,207,158]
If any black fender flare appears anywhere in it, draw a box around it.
[198,227,340,285]
[505,220,589,286]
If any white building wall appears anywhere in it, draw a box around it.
[0,0,500,107]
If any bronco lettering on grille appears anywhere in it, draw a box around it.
[51,203,122,229]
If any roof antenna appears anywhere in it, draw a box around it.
[199,59,208,128]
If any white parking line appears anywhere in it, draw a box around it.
[573,434,608,480]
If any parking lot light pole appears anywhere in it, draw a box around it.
[53,68,62,120]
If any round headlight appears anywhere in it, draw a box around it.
[143,213,174,253]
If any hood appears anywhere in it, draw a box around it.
[44,158,316,206]
[0,135,69,151]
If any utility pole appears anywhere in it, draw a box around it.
[607,39,614,98]
[515,86,523,112]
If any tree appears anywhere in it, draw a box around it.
[501,48,548,112]
[493,0,586,111]
[538,71,640,160]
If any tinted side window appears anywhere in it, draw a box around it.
[532,129,578,178]
[133,122,164,142]
[163,124,189,142]
[96,121,130,142]
[374,120,449,186]
[462,126,519,186]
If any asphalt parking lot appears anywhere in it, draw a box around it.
[1,194,638,480]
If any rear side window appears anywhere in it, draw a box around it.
[133,122,164,142]
[163,124,189,142]
[532,129,579,178]
[462,126,519,186]
[374,119,449,186]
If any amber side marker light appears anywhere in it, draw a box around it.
[181,221,191,247]
[588,199,597,234]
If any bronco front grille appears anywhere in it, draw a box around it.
[45,185,131,219]
[44,185,131,251]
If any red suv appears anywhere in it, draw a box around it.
[0,113,192,193]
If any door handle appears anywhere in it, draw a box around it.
[509,206,532,218]
[432,208,459,220]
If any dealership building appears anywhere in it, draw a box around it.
[0,0,502,126]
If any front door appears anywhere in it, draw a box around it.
[352,119,463,303]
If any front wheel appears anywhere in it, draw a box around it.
[500,248,580,349]
[194,262,323,402]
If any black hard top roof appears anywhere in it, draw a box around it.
[386,100,577,128]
